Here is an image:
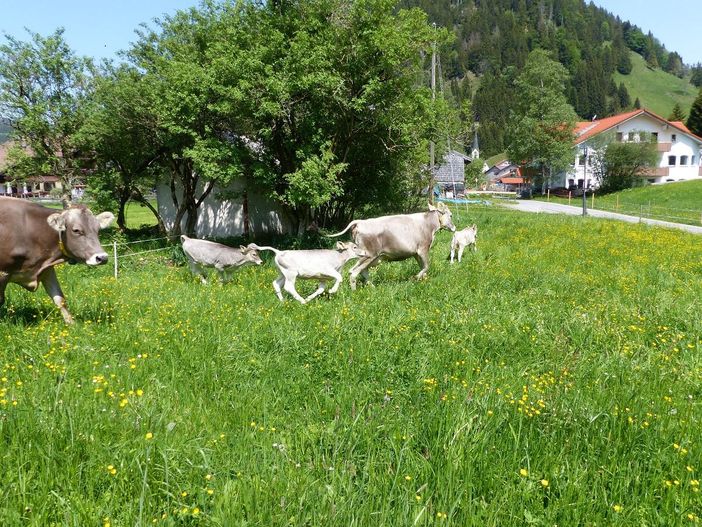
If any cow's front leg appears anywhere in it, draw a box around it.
[40,267,74,324]
[414,250,430,280]
[450,243,456,264]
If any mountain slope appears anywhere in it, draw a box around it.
[614,52,698,118]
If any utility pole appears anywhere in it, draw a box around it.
[582,146,589,216]
[428,26,437,204]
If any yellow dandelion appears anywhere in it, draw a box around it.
[404,475,412,481]
[519,468,528,477]
[540,479,549,487]
[145,432,154,440]
[613,504,623,513]
[192,507,200,516]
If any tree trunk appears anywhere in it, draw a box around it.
[132,190,166,235]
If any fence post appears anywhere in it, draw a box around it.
[616,195,619,211]
[568,191,571,205]
[113,241,118,279]
[591,192,595,210]
[639,204,643,223]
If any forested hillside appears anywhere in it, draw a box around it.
[403,0,694,156]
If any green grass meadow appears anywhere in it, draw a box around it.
[1,205,702,525]
[538,179,702,225]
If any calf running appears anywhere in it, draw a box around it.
[450,224,478,263]
[250,242,365,304]
[181,235,263,283]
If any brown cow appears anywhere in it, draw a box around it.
[0,198,114,324]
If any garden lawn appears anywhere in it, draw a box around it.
[1,205,701,526]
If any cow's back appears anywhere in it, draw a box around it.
[0,198,57,276]
[182,237,243,267]
[352,212,438,258]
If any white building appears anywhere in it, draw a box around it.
[555,109,702,189]
[157,179,293,238]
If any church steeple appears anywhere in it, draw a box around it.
[470,130,480,160]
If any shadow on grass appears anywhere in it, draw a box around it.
[0,303,48,326]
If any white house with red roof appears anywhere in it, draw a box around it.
[555,109,702,189]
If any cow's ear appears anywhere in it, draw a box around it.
[47,212,66,232]
[240,245,250,253]
[96,212,115,229]
[336,241,347,250]
[428,202,437,211]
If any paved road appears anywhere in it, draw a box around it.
[502,200,702,235]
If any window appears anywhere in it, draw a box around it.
[681,155,689,165]
[672,134,677,142]
[578,156,585,166]
[651,132,659,142]
[668,155,676,166]
[616,132,623,142]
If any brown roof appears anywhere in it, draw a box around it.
[500,177,524,184]
[575,109,702,144]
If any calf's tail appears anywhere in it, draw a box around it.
[247,243,280,255]
[327,220,358,238]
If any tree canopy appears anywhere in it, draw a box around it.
[507,49,577,193]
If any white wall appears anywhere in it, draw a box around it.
[556,114,702,188]
[157,179,293,238]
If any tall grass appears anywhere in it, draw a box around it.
[1,206,701,525]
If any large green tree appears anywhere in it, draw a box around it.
[598,135,658,192]
[0,29,95,205]
[687,89,702,138]
[507,49,577,193]
[78,65,165,232]
[124,0,445,235]
[127,4,244,237]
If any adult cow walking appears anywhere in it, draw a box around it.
[0,198,114,324]
[328,202,455,289]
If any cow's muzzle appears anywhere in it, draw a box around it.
[86,253,109,266]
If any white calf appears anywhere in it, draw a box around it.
[181,236,263,283]
[450,224,478,263]
[251,242,365,304]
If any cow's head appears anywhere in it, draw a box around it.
[241,244,264,265]
[336,241,368,259]
[428,202,455,232]
[47,206,115,265]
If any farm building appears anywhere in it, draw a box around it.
[485,160,525,192]
[433,150,471,197]
[555,109,702,189]
[0,140,68,198]
[156,179,293,238]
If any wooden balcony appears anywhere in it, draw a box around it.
[656,142,672,152]
[647,167,669,177]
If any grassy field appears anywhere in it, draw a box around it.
[614,52,698,118]
[537,179,702,225]
[1,205,702,525]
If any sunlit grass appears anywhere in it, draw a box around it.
[1,206,701,525]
